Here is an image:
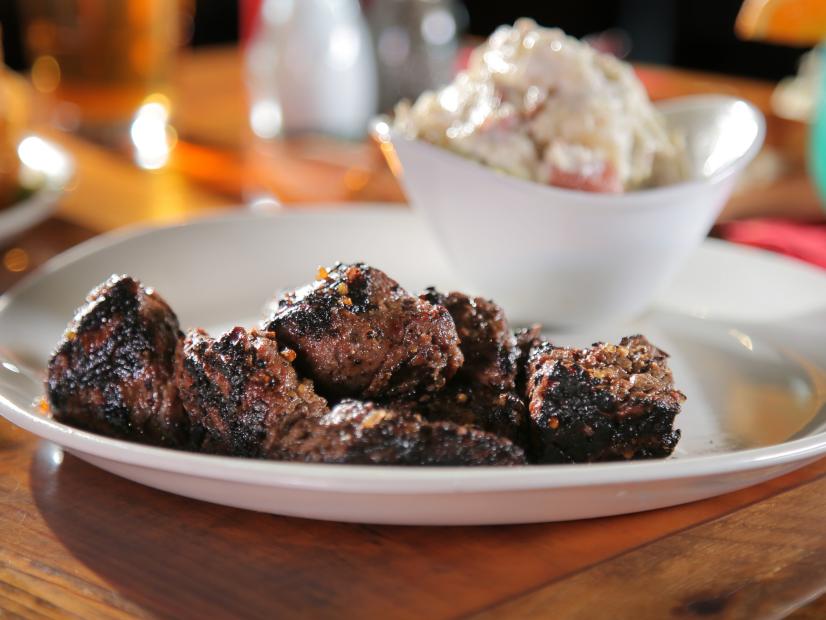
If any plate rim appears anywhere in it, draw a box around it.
[4,203,826,311]
[0,205,403,313]
[1,397,824,494]
[0,206,824,495]
[384,94,766,210]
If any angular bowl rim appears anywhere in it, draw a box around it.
[385,94,767,210]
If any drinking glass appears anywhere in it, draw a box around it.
[0,37,21,206]
[19,0,181,144]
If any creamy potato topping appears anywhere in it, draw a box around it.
[394,19,687,192]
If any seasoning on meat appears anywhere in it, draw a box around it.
[268,399,526,465]
[176,327,328,456]
[46,274,187,446]
[45,271,687,467]
[404,383,529,449]
[420,288,518,392]
[263,263,464,400]
[525,335,685,463]
[403,289,529,447]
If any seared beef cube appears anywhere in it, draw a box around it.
[46,275,186,446]
[264,263,463,400]
[420,290,543,392]
[412,290,530,448]
[421,289,518,392]
[176,327,328,456]
[526,335,684,463]
[406,383,529,449]
[268,399,525,465]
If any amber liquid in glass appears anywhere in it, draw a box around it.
[21,0,179,130]
[0,37,21,207]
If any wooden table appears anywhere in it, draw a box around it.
[1,47,824,620]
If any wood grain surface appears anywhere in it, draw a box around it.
[1,423,825,620]
[0,47,824,619]
[471,474,826,620]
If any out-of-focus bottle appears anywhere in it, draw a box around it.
[364,0,466,112]
[245,0,378,140]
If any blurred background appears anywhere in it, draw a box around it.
[0,1,812,81]
[0,0,824,286]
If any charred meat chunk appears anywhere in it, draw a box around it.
[410,290,531,448]
[176,327,328,456]
[525,335,685,463]
[404,383,529,449]
[421,289,518,392]
[264,263,463,400]
[268,399,525,465]
[46,275,186,446]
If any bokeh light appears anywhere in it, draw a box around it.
[3,248,30,273]
[421,9,456,46]
[250,99,283,139]
[130,94,177,170]
[31,55,61,93]
[17,135,72,179]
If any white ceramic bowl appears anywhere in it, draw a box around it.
[385,95,766,327]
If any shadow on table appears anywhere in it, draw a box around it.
[30,443,565,620]
[29,440,826,619]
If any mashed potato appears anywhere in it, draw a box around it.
[394,19,686,193]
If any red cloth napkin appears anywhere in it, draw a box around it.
[716,219,826,270]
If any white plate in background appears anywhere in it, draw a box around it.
[0,135,74,246]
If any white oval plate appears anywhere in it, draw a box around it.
[0,135,75,245]
[0,207,824,525]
